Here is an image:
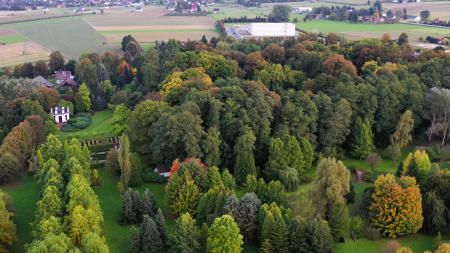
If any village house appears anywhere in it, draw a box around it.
[403,15,421,22]
[32,76,54,88]
[136,7,142,11]
[374,17,385,22]
[213,8,219,14]
[55,71,75,84]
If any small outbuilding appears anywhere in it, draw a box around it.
[50,107,70,123]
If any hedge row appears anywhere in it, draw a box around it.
[90,162,106,169]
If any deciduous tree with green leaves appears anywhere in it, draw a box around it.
[390,110,414,148]
[74,83,91,112]
[311,157,350,218]
[111,103,130,135]
[207,215,243,253]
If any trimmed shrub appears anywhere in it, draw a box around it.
[142,171,167,184]
[367,227,381,241]
[61,123,80,132]
[67,119,78,124]
[71,115,92,129]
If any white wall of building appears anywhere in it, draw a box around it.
[249,23,296,37]
[292,7,312,12]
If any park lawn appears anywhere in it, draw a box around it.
[57,110,115,142]
[333,233,435,253]
[0,34,26,44]
[2,173,40,253]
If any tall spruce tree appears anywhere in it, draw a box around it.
[132,190,141,223]
[170,213,203,253]
[120,189,135,226]
[310,215,333,253]
[155,208,169,247]
[261,211,275,244]
[128,226,140,253]
[329,201,349,239]
[141,188,157,219]
[406,157,420,181]
[140,215,163,253]
[288,217,310,253]
[300,137,314,171]
[270,218,289,253]
[351,117,373,159]
[234,151,257,186]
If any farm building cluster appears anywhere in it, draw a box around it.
[227,23,298,41]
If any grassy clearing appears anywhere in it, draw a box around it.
[13,18,121,60]
[2,174,40,253]
[0,34,26,44]
[57,110,115,142]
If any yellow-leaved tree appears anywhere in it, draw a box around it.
[371,174,423,238]
[402,150,431,175]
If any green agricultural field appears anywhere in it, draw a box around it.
[58,110,115,142]
[12,18,121,60]
[0,34,26,44]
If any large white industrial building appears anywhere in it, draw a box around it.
[292,7,312,12]
[228,23,298,41]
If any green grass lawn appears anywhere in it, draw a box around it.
[0,34,26,44]
[57,110,115,142]
[2,174,40,253]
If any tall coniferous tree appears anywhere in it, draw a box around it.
[329,201,349,239]
[140,215,163,253]
[351,117,373,159]
[132,190,141,223]
[270,218,289,253]
[128,226,140,253]
[155,208,168,247]
[300,137,314,171]
[234,151,257,186]
[170,213,203,253]
[120,189,135,226]
[141,188,157,219]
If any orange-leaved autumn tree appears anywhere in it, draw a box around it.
[321,54,357,78]
[370,173,423,238]
[118,61,130,77]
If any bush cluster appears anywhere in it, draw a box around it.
[142,171,167,184]
[61,123,80,132]
[71,113,92,129]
